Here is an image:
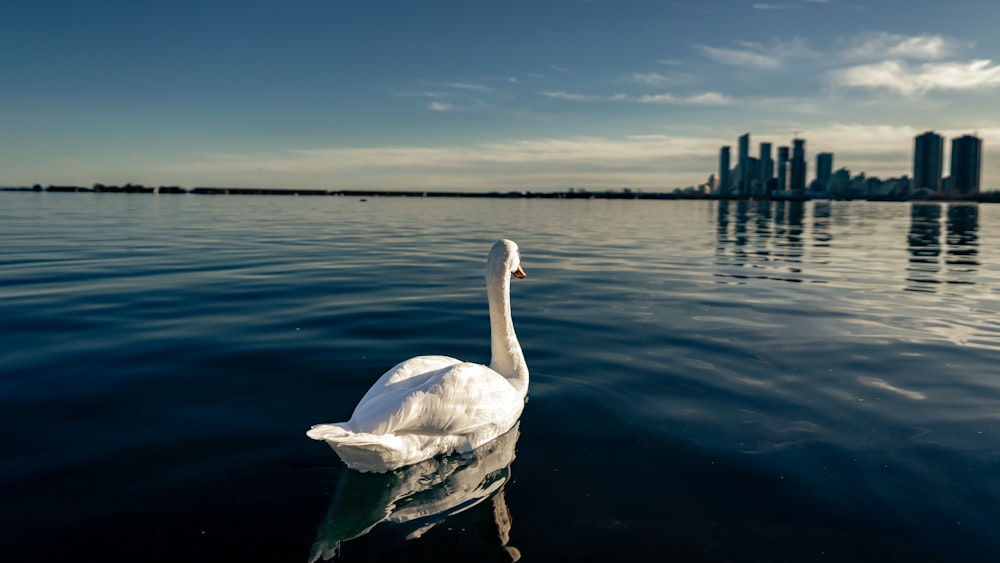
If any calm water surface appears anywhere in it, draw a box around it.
[1,193,998,562]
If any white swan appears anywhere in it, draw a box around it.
[307,239,528,473]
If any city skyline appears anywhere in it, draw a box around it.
[3,1,1000,191]
[712,129,984,197]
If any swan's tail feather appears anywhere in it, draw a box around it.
[308,423,374,443]
[307,423,411,473]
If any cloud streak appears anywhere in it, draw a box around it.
[631,72,669,86]
[540,90,732,105]
[402,80,508,112]
[539,91,628,102]
[638,92,732,105]
[698,45,782,69]
[753,3,800,10]
[754,0,828,8]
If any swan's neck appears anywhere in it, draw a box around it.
[487,272,528,397]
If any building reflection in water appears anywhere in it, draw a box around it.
[715,200,731,254]
[715,199,807,283]
[907,204,942,288]
[945,204,979,280]
[714,200,980,291]
[907,203,979,291]
[753,200,774,263]
[812,201,832,254]
[309,423,521,562]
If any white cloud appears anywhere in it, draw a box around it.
[446,82,497,93]
[427,102,455,112]
[632,72,669,86]
[540,90,731,105]
[539,90,628,102]
[698,45,782,69]
[842,32,962,61]
[635,93,677,103]
[890,35,956,59]
[794,123,920,153]
[686,92,732,105]
[638,92,732,105]
[765,37,818,60]
[831,59,1000,96]
[753,3,799,9]
[625,69,697,87]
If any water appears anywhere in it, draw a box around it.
[1,192,998,562]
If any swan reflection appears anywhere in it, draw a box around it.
[310,423,520,562]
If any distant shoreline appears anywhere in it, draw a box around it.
[3,184,998,203]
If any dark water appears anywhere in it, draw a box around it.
[2,193,998,562]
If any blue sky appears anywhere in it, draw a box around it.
[3,0,1000,191]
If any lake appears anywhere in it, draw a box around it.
[1,192,998,562]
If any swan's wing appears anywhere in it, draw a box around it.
[349,362,522,436]
[354,355,461,408]
[382,356,462,386]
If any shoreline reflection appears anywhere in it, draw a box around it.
[310,423,521,562]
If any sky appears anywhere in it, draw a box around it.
[3,0,1000,191]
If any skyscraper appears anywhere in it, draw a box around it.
[913,131,944,191]
[718,146,732,195]
[738,133,750,196]
[950,135,982,195]
[790,139,806,191]
[747,156,760,194]
[777,146,789,192]
[759,142,774,182]
[816,153,833,188]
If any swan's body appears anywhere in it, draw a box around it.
[308,239,528,472]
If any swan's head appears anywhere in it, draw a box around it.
[488,239,526,280]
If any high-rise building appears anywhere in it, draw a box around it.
[738,133,750,195]
[718,146,732,195]
[816,153,833,188]
[776,146,789,192]
[913,131,944,191]
[746,156,761,194]
[759,142,774,182]
[950,134,982,195]
[790,139,807,191]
